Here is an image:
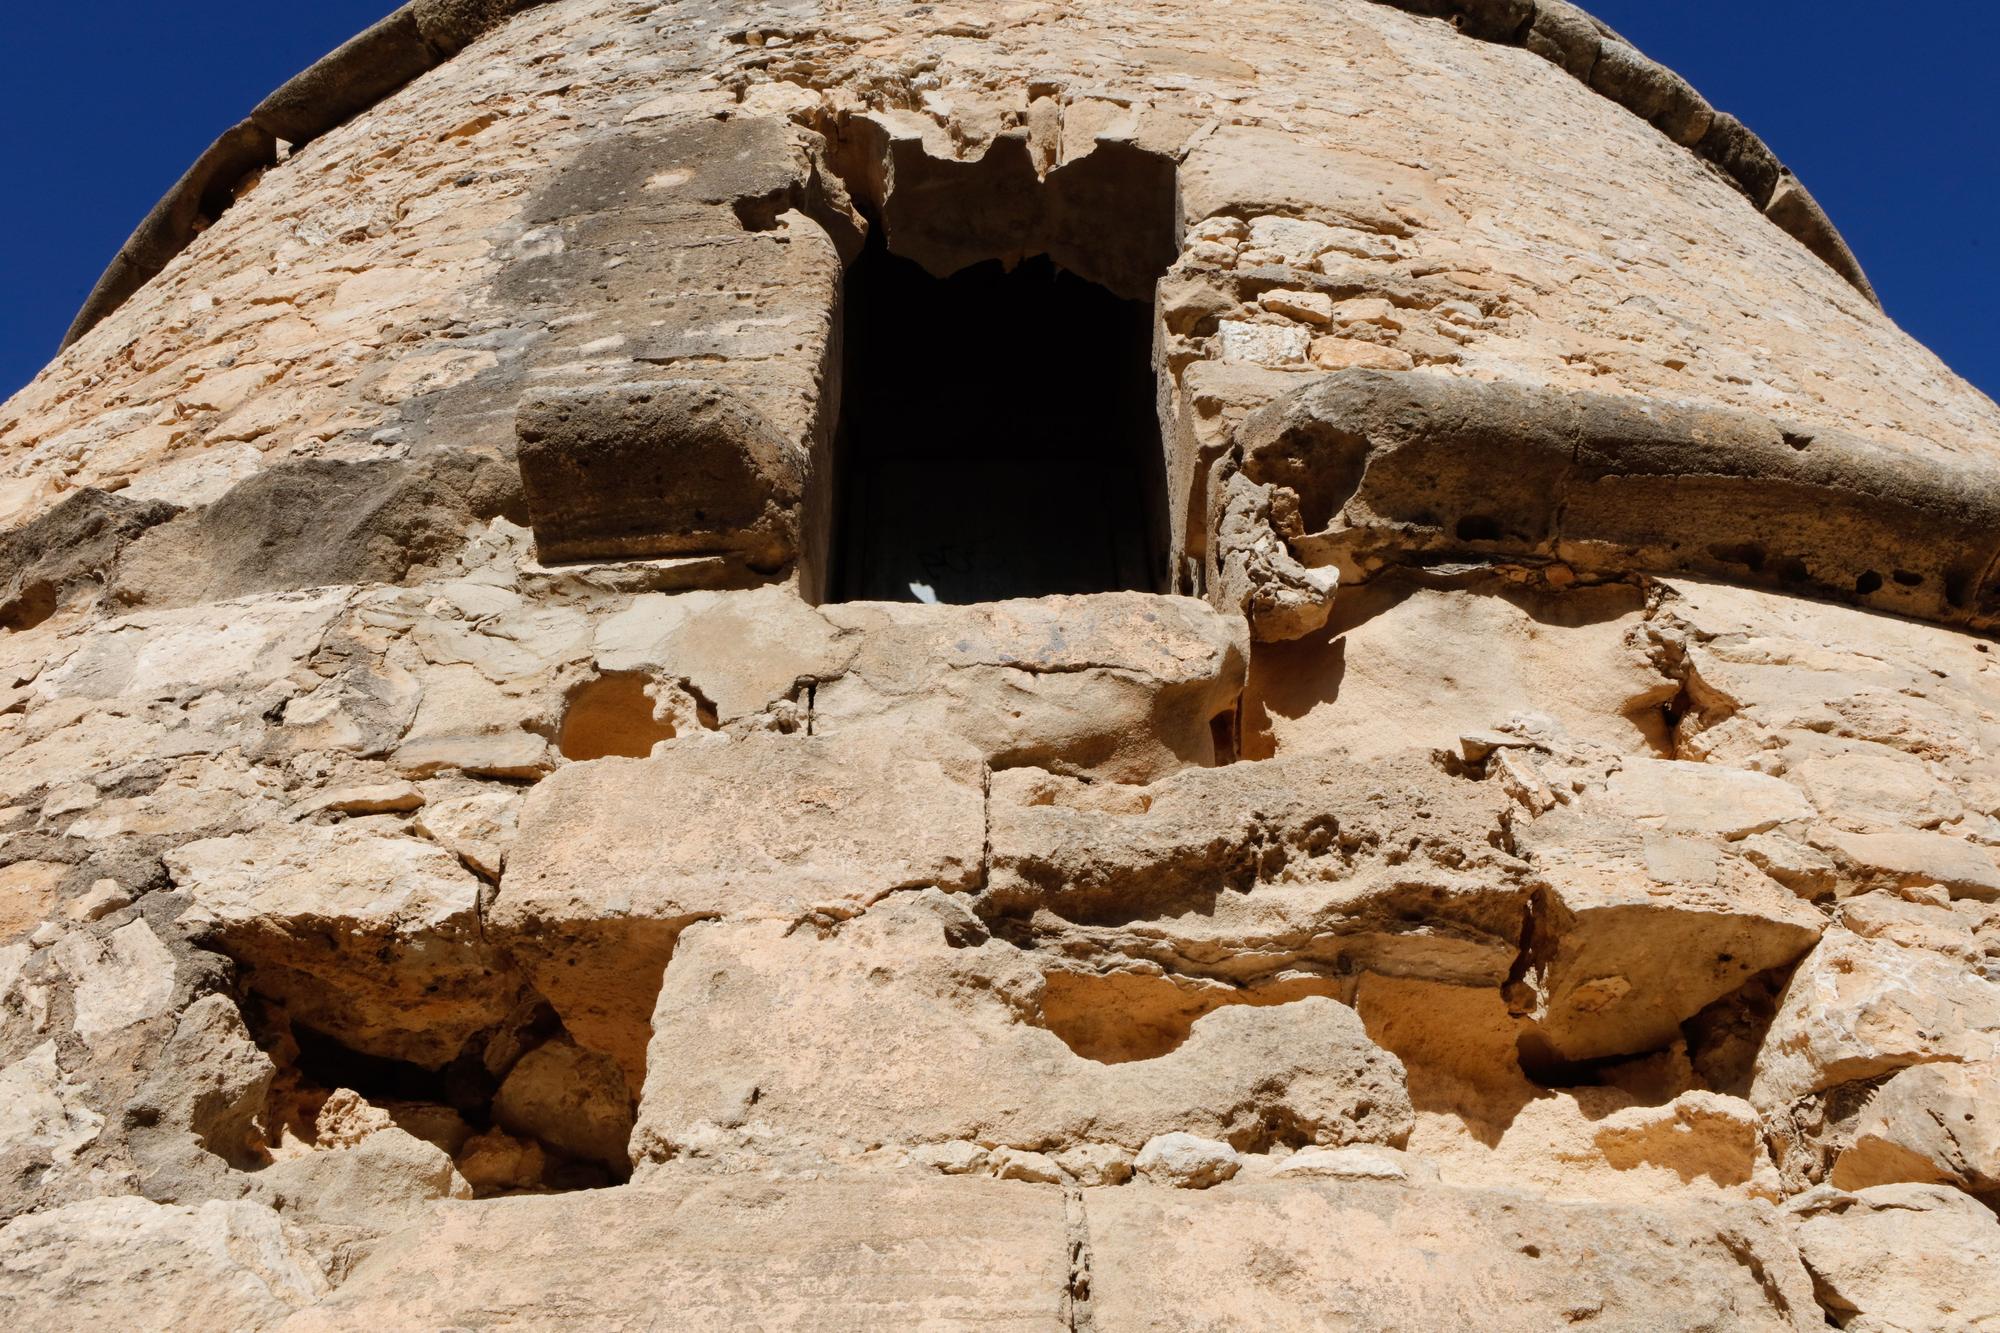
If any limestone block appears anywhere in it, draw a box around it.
[1088,1180,1819,1331]
[516,382,803,569]
[1180,125,1446,237]
[275,1176,1068,1330]
[1241,579,1666,760]
[0,1196,329,1331]
[0,1043,105,1211]
[1817,827,2000,901]
[1215,319,1310,366]
[0,863,61,945]
[1833,1061,2000,1199]
[1788,1184,2000,1330]
[816,593,1248,781]
[111,456,516,612]
[0,489,178,631]
[1133,1133,1241,1188]
[1599,760,1813,840]
[48,920,179,1049]
[492,728,986,1087]
[592,584,854,724]
[41,589,347,704]
[168,822,522,1068]
[986,750,1526,987]
[408,787,519,880]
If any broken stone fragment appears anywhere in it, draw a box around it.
[131,993,276,1171]
[492,727,986,1089]
[244,1126,472,1234]
[454,1128,547,1195]
[1209,472,1338,641]
[1134,1133,1242,1188]
[491,1036,634,1174]
[515,382,804,570]
[1513,810,1823,1063]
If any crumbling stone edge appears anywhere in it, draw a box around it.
[58,0,1877,355]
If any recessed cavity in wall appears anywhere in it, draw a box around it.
[818,129,1180,604]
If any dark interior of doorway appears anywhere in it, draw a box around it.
[829,233,1168,604]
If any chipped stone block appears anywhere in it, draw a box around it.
[493,728,986,1088]
[168,822,523,1068]
[0,1196,329,1329]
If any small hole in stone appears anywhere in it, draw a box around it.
[0,580,59,633]
[1892,570,1923,587]
[1455,515,1502,542]
[559,672,679,761]
[1854,571,1883,595]
[1037,970,1345,1064]
[1209,709,1239,766]
[1707,542,1765,574]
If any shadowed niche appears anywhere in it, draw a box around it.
[831,236,1168,603]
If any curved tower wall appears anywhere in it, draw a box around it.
[1,3,1997,1327]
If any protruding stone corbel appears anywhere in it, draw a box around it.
[515,381,805,573]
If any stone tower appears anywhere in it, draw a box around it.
[2,1,1998,1326]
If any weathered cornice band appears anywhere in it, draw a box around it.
[59,0,1875,353]
[1233,370,2000,634]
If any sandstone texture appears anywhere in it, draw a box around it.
[2,0,1999,1327]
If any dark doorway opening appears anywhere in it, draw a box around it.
[830,232,1168,603]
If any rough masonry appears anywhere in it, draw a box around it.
[2,1,1999,1328]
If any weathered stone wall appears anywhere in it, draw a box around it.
[2,2,1998,1328]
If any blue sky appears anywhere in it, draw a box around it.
[1,2,1993,404]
